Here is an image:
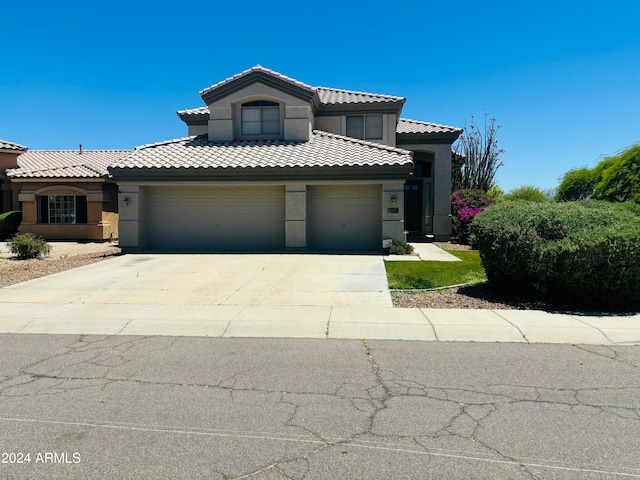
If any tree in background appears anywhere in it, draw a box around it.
[592,144,640,203]
[504,185,551,203]
[452,115,505,192]
[556,143,639,204]
[556,167,595,201]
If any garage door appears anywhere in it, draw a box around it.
[308,185,381,252]
[148,186,285,251]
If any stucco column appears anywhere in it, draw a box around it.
[285,184,306,250]
[118,185,144,250]
[431,144,453,240]
[382,182,405,244]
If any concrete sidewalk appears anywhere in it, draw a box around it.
[1,247,638,345]
[1,302,638,345]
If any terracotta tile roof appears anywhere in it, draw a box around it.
[0,140,28,152]
[397,118,462,135]
[7,150,131,179]
[316,87,405,106]
[110,131,412,171]
[199,65,315,98]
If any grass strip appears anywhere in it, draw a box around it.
[385,250,486,289]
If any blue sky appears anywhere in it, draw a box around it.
[1,0,638,192]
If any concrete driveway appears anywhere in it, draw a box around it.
[0,253,398,338]
[0,253,391,307]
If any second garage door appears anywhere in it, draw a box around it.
[148,186,285,251]
[308,185,381,252]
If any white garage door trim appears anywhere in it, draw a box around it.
[308,184,382,252]
[148,186,285,251]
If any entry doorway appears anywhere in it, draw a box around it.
[404,180,423,233]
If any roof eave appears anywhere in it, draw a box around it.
[316,101,405,116]
[108,164,412,183]
[176,112,209,126]
[201,71,316,105]
[8,176,113,183]
[396,131,462,145]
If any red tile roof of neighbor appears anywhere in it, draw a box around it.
[7,150,131,179]
[0,140,28,152]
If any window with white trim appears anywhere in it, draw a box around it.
[241,100,280,135]
[38,195,87,224]
[346,115,383,140]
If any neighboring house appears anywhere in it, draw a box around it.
[0,140,28,213]
[6,148,129,241]
[110,66,461,252]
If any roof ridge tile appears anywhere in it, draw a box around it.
[135,137,195,150]
[316,86,405,101]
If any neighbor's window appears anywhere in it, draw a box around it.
[38,195,87,224]
[346,115,383,140]
[241,100,280,135]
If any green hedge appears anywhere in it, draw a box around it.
[471,201,640,308]
[0,210,22,240]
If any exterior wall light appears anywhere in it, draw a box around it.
[390,195,397,206]
[124,197,131,206]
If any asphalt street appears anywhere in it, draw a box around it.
[1,335,639,479]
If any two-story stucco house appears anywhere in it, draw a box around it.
[109,66,462,252]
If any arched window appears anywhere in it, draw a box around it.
[241,100,280,135]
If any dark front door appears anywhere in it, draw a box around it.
[404,180,423,232]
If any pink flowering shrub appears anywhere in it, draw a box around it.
[451,189,492,244]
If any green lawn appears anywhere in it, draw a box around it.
[385,250,487,289]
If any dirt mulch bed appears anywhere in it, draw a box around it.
[0,242,121,288]
[392,284,638,314]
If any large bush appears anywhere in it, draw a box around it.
[0,210,22,240]
[471,201,640,308]
[9,233,51,259]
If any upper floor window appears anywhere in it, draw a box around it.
[38,195,87,224]
[241,100,280,135]
[346,115,383,140]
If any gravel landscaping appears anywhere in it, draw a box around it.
[0,242,121,288]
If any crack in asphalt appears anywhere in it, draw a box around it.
[1,335,639,479]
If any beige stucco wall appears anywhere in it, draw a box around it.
[314,114,396,147]
[314,116,343,136]
[15,181,118,241]
[1,152,20,212]
[206,83,314,142]
[117,184,145,249]
[381,182,405,243]
[187,124,208,137]
[0,152,19,171]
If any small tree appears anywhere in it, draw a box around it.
[452,115,505,192]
